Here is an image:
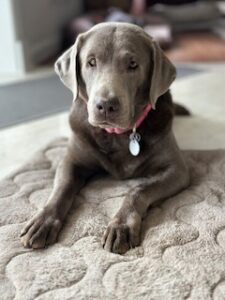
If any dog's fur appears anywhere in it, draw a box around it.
[21,23,190,254]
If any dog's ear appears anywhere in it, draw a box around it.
[149,41,176,109]
[54,34,83,102]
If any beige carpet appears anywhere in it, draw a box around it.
[1,138,225,300]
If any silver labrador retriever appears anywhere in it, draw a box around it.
[21,23,190,254]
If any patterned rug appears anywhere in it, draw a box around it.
[1,138,225,300]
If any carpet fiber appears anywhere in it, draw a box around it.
[1,138,225,300]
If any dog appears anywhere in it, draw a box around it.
[21,22,190,254]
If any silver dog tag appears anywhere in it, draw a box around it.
[129,128,141,156]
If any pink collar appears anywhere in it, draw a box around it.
[104,104,152,134]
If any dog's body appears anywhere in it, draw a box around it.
[21,23,190,254]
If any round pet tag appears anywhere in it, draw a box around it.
[129,139,140,156]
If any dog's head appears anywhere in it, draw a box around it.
[55,22,176,129]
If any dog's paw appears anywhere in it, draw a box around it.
[20,208,62,249]
[102,215,141,254]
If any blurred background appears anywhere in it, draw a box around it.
[0,0,225,178]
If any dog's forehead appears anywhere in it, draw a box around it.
[81,24,150,58]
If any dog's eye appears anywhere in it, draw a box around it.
[128,60,138,70]
[88,58,96,67]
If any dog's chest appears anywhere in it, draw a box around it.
[95,132,148,179]
[96,132,116,153]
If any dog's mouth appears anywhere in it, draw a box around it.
[99,122,115,128]
[87,99,133,130]
[91,120,128,130]
[89,103,151,132]
[88,109,141,130]
[87,103,146,131]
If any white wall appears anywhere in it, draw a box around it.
[0,0,23,73]
[0,0,82,74]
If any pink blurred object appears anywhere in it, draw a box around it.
[130,0,146,16]
[144,24,172,45]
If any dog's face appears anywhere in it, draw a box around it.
[55,23,176,129]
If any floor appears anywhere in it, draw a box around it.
[0,64,201,130]
[0,63,225,180]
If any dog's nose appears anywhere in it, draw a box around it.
[96,97,120,115]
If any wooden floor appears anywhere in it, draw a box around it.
[166,32,225,62]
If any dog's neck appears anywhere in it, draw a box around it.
[104,104,152,134]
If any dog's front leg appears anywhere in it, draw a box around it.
[102,166,189,254]
[21,155,90,249]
